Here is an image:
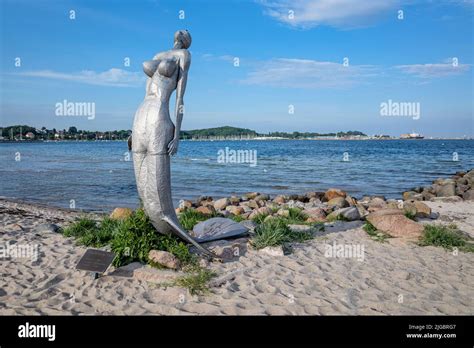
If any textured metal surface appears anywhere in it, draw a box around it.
[131,30,212,257]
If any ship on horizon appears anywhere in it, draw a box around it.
[400,132,424,139]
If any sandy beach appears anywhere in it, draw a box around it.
[1,195,473,316]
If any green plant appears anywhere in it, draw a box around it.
[251,213,269,224]
[173,267,217,295]
[178,208,214,230]
[62,217,98,238]
[250,217,312,249]
[404,211,417,221]
[285,207,308,224]
[230,214,245,223]
[420,224,474,252]
[363,222,389,243]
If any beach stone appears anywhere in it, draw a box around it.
[196,196,213,206]
[327,197,349,209]
[303,208,326,222]
[273,195,286,204]
[330,207,361,221]
[255,194,270,202]
[35,223,61,233]
[403,191,423,201]
[110,207,133,220]
[229,196,241,205]
[195,205,215,215]
[213,197,230,210]
[192,217,249,242]
[249,207,273,219]
[367,211,424,240]
[434,182,456,197]
[148,250,180,270]
[111,262,144,277]
[456,177,468,186]
[179,200,193,209]
[244,192,259,200]
[355,203,369,218]
[456,184,470,195]
[240,220,257,231]
[259,246,285,257]
[404,200,431,218]
[276,209,290,217]
[246,199,259,209]
[225,205,244,215]
[324,188,347,201]
[463,190,474,200]
[345,195,357,206]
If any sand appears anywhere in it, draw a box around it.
[0,198,473,315]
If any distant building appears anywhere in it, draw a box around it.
[400,132,424,139]
[25,132,35,140]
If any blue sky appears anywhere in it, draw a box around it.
[0,0,473,137]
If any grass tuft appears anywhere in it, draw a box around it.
[173,268,217,296]
[420,224,474,252]
[250,217,313,249]
[363,222,390,243]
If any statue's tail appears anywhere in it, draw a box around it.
[161,216,217,260]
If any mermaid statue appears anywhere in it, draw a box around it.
[130,30,213,257]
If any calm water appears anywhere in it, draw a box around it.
[0,140,473,212]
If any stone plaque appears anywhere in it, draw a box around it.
[76,249,115,274]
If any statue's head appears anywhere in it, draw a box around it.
[174,29,192,49]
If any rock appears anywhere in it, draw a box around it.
[259,246,285,257]
[35,223,61,233]
[433,182,456,197]
[276,209,290,217]
[178,200,193,209]
[288,224,313,233]
[244,192,259,200]
[247,199,259,209]
[327,197,349,209]
[421,190,435,201]
[229,196,241,205]
[456,177,468,186]
[366,210,424,240]
[287,200,305,209]
[148,250,180,270]
[345,195,357,206]
[225,205,245,215]
[402,191,423,201]
[456,184,470,195]
[192,217,249,242]
[133,266,182,284]
[195,205,215,215]
[355,203,369,218]
[110,207,133,220]
[463,189,474,200]
[429,212,440,219]
[273,195,286,204]
[214,198,230,210]
[324,188,347,201]
[329,207,361,221]
[196,195,213,205]
[249,207,273,219]
[302,208,326,222]
[413,201,431,218]
[110,262,143,277]
[255,194,270,202]
[240,220,257,231]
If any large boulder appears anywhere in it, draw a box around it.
[195,205,216,215]
[324,188,347,201]
[192,217,249,242]
[433,179,456,197]
[366,210,424,240]
[403,201,431,218]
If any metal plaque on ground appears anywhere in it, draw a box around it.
[76,249,115,274]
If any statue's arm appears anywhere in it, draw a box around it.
[168,51,191,155]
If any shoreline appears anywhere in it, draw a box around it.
[1,170,473,315]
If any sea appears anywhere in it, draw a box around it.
[0,139,473,212]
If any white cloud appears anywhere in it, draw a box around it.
[395,60,471,78]
[241,58,379,88]
[258,0,400,29]
[17,68,144,87]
